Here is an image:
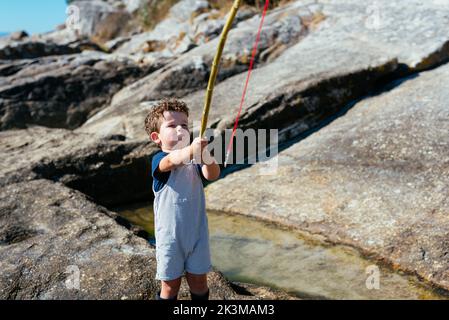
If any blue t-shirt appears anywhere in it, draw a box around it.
[151,151,206,192]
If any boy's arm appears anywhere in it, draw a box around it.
[158,146,192,172]
[158,137,208,172]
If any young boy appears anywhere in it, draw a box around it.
[144,98,220,300]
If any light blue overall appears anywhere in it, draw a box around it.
[152,157,212,280]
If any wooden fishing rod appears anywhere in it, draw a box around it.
[199,0,242,138]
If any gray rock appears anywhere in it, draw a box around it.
[122,0,145,13]
[70,0,120,38]
[31,28,84,47]
[319,0,449,71]
[0,41,82,60]
[78,100,158,141]
[0,126,156,207]
[0,25,107,61]
[104,0,449,143]
[92,0,146,13]
[104,36,133,52]
[204,63,449,291]
[192,10,226,44]
[73,0,448,206]
[0,179,158,299]
[66,0,150,39]
[113,0,253,56]
[180,0,449,144]
[2,0,448,298]
[113,0,202,55]
[0,52,157,130]
[3,0,448,210]
[9,30,28,41]
[109,1,313,107]
[170,0,210,22]
[0,179,294,299]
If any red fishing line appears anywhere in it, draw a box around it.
[224,0,270,167]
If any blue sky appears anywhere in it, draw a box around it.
[0,0,67,35]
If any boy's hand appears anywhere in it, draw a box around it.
[191,137,220,180]
[191,137,208,153]
[191,137,209,163]
[160,137,212,172]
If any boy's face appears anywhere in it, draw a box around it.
[150,111,190,151]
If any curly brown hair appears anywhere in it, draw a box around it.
[144,98,190,137]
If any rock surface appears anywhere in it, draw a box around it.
[0,39,81,60]
[0,29,104,60]
[0,52,158,130]
[109,0,319,106]
[1,0,449,299]
[183,0,449,142]
[204,63,449,291]
[0,179,294,300]
[0,126,157,207]
[3,0,449,214]
[82,0,449,153]
[0,179,158,299]
[319,0,449,71]
[113,0,214,55]
[69,0,134,41]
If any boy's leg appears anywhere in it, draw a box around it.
[159,277,182,299]
[185,223,212,300]
[186,272,209,300]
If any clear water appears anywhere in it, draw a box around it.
[115,202,448,300]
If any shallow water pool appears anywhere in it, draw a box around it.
[115,202,447,300]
